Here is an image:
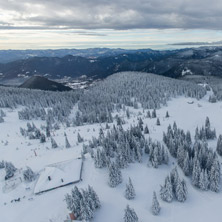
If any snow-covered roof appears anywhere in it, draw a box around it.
[34,158,82,194]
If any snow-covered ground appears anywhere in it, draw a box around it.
[1,89,222,222]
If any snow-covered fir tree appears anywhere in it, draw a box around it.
[124,205,139,222]
[156,118,160,126]
[125,177,136,200]
[199,169,209,191]
[108,161,122,187]
[216,135,222,156]
[51,137,58,148]
[65,135,71,148]
[209,158,220,192]
[23,167,36,182]
[65,185,100,221]
[77,133,84,143]
[160,176,173,203]
[144,125,149,134]
[151,191,161,215]
[40,133,46,143]
[4,162,17,180]
[152,109,157,118]
[175,179,187,202]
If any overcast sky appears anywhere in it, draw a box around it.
[1,0,222,49]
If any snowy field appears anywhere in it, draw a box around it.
[1,88,222,222]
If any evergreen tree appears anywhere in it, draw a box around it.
[0,116,4,123]
[209,158,220,192]
[199,169,209,191]
[46,126,51,137]
[124,205,139,222]
[125,177,136,200]
[183,152,190,176]
[216,135,222,156]
[175,179,187,202]
[108,162,122,187]
[126,108,130,119]
[163,149,169,165]
[160,176,173,202]
[147,110,151,118]
[40,133,46,143]
[152,109,157,118]
[77,133,84,143]
[151,147,159,168]
[138,117,143,131]
[192,159,201,187]
[88,185,101,209]
[156,118,160,126]
[4,162,17,180]
[165,111,169,118]
[51,137,58,148]
[177,145,185,168]
[144,125,149,134]
[152,191,161,215]
[186,131,192,145]
[23,167,36,182]
[80,195,94,221]
[65,135,71,148]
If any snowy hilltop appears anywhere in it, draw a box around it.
[1,71,222,222]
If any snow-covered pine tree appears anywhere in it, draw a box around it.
[4,162,17,180]
[165,111,169,118]
[160,176,173,202]
[147,110,151,118]
[77,133,84,143]
[175,179,187,202]
[40,133,46,143]
[216,135,222,156]
[144,125,149,134]
[65,135,71,148]
[151,147,159,168]
[108,161,122,187]
[186,131,192,145]
[199,169,209,191]
[46,126,51,137]
[124,205,139,222]
[163,149,169,165]
[151,191,161,215]
[192,159,201,188]
[51,137,58,148]
[0,116,4,123]
[80,194,94,221]
[0,109,6,117]
[152,109,157,118]
[0,160,4,169]
[209,158,220,192]
[177,145,186,168]
[138,118,143,131]
[126,108,130,119]
[23,167,36,182]
[94,149,106,168]
[88,185,101,209]
[125,177,136,200]
[156,118,160,126]
[183,152,190,176]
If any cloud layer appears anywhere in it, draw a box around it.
[1,0,222,30]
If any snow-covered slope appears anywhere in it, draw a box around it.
[0,72,222,222]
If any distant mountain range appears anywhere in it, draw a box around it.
[1,46,222,85]
[0,48,155,63]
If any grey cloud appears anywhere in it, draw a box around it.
[1,0,222,30]
[170,40,222,46]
